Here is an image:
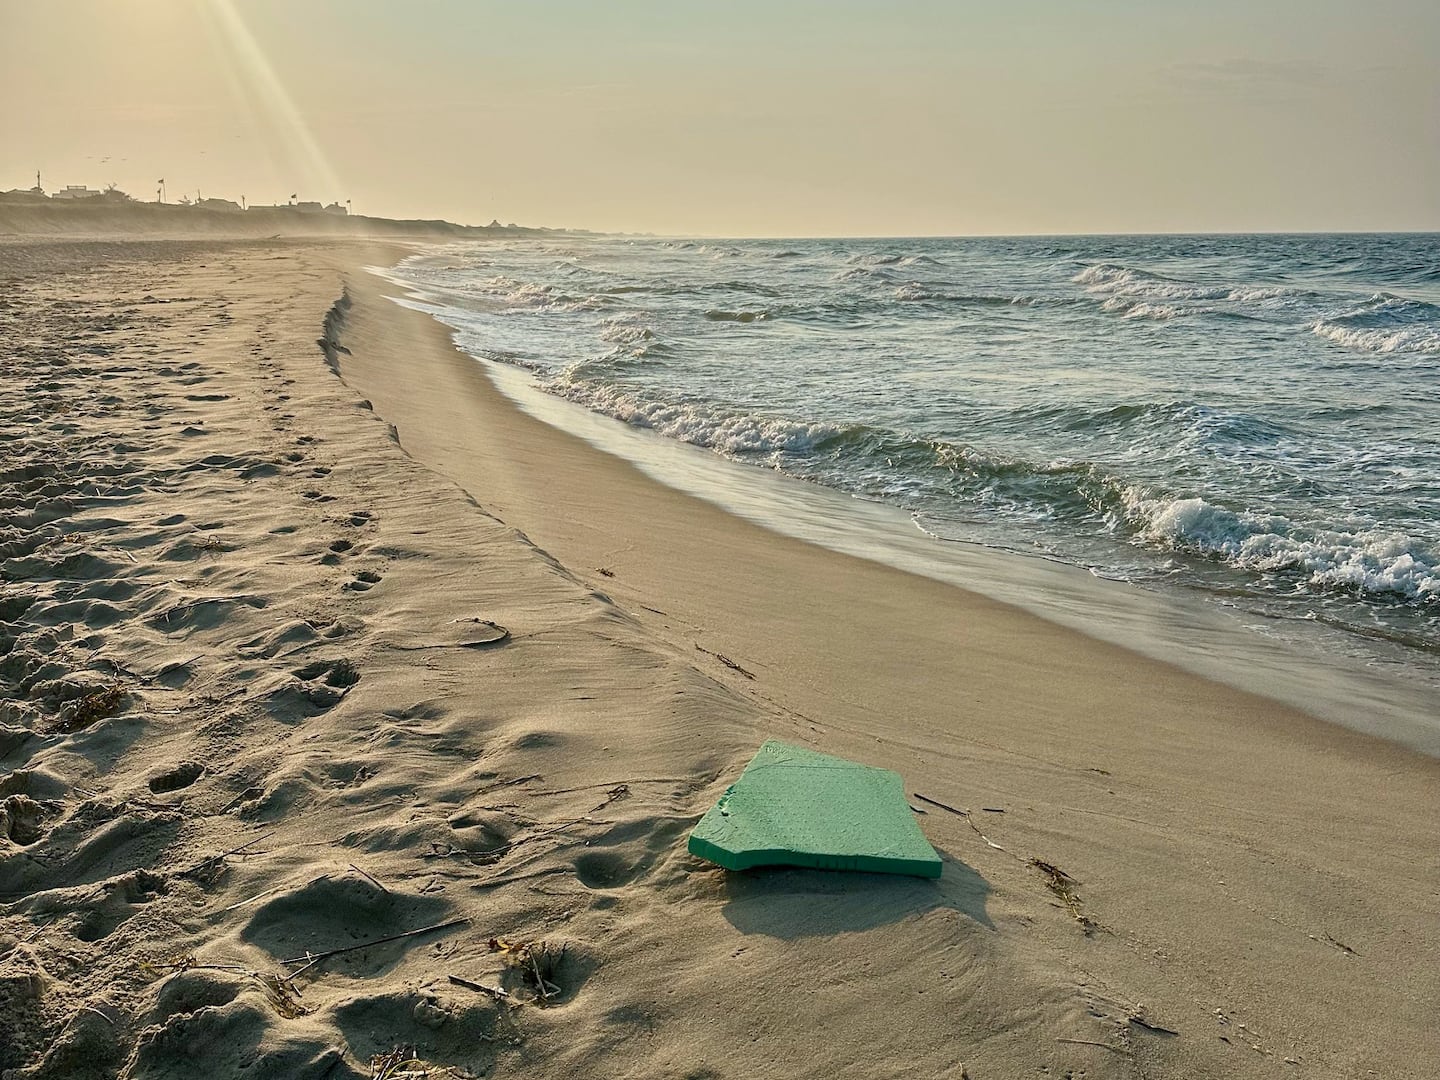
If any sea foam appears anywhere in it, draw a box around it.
[1310,295,1440,355]
[547,378,846,459]
[1120,491,1439,601]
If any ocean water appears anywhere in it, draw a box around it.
[378,233,1440,715]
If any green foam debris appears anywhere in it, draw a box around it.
[688,740,942,878]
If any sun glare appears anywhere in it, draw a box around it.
[198,0,343,203]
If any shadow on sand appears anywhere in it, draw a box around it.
[719,848,991,939]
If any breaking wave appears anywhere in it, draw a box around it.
[1310,295,1440,355]
[1074,263,1312,320]
[1118,492,1439,601]
[545,379,848,458]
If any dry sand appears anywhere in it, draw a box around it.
[0,236,1435,1079]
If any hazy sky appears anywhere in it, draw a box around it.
[3,0,1437,236]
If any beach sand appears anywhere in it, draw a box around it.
[0,236,1435,1079]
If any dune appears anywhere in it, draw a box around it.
[0,234,1434,1079]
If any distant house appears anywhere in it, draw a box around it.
[196,197,242,212]
[322,202,348,215]
[294,201,323,213]
[51,185,103,200]
[0,189,50,204]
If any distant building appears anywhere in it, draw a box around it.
[196,197,242,212]
[247,201,346,214]
[51,185,103,200]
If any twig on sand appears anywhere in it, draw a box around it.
[79,1005,114,1026]
[349,863,389,892]
[489,937,565,1004]
[914,792,1012,853]
[369,1047,427,1079]
[912,793,967,817]
[23,911,62,942]
[178,830,277,881]
[217,884,288,914]
[447,973,519,1005]
[1316,931,1358,956]
[590,784,630,812]
[218,785,265,814]
[1128,1015,1180,1036]
[1032,859,1099,932]
[695,644,755,679]
[140,957,310,1017]
[282,917,469,979]
[427,815,601,866]
[529,951,555,1002]
[147,654,204,682]
[474,775,541,797]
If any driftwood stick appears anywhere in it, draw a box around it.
[474,775,541,796]
[529,952,551,1003]
[148,655,204,682]
[695,644,755,679]
[348,863,388,893]
[1128,1016,1180,1036]
[23,911,61,943]
[281,917,469,972]
[914,792,1014,854]
[447,974,516,1003]
[217,885,288,914]
[912,792,967,817]
[179,830,277,879]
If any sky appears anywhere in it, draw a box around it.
[2,0,1437,236]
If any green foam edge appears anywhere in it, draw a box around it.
[688,740,942,879]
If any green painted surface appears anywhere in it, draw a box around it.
[688,740,942,878]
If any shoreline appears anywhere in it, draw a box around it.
[374,242,1440,759]
[366,258,1440,757]
[0,235,1435,1079]
[432,315,1440,757]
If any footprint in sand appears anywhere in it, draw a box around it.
[147,761,204,795]
[0,794,53,846]
[71,869,168,942]
[271,658,360,714]
[321,538,362,566]
[293,658,361,689]
[345,569,383,592]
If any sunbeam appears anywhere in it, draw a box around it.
[198,0,343,203]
